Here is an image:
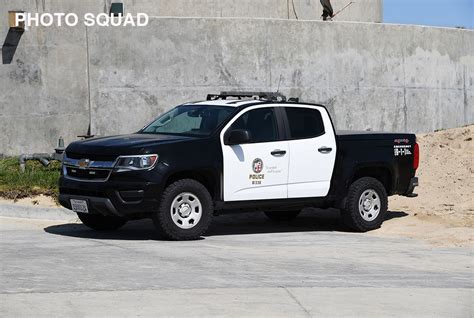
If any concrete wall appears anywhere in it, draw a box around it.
[1,17,473,155]
[0,24,89,156]
[88,18,473,137]
[2,0,383,22]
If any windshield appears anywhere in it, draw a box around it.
[141,105,235,137]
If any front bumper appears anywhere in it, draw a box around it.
[403,177,419,197]
[59,176,162,218]
[59,194,120,216]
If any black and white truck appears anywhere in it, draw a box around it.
[59,92,419,240]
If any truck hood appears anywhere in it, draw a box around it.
[66,133,196,159]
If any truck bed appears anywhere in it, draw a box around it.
[331,130,417,197]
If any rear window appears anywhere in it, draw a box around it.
[285,107,325,139]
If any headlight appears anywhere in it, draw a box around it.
[114,154,158,171]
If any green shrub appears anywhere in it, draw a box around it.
[0,158,60,200]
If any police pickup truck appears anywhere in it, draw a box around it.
[59,92,419,240]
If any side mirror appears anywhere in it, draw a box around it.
[225,129,252,146]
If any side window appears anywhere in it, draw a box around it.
[229,107,279,143]
[285,107,325,139]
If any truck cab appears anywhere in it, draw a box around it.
[59,92,419,240]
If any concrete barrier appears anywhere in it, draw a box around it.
[89,18,473,136]
[0,17,473,155]
[0,24,89,156]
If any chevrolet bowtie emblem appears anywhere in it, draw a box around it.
[78,159,91,169]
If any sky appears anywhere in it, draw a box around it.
[384,0,473,29]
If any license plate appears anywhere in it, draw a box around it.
[71,199,89,213]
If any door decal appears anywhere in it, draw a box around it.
[252,158,263,173]
[250,158,265,185]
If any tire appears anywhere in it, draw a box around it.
[77,213,127,231]
[153,179,213,241]
[341,177,388,232]
[264,210,301,222]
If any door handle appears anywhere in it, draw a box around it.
[271,150,287,157]
[318,147,333,154]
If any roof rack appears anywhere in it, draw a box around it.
[206,91,288,102]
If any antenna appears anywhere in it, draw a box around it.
[333,1,355,18]
[277,74,283,93]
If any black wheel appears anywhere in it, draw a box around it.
[341,177,388,232]
[264,210,301,222]
[153,179,213,240]
[77,213,127,231]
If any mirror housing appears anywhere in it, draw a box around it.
[225,129,252,146]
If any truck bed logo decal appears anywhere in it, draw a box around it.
[394,138,409,144]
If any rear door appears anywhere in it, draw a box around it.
[220,106,289,201]
[283,105,337,198]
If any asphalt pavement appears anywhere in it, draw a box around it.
[0,209,472,317]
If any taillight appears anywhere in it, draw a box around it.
[413,142,419,170]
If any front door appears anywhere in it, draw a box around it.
[221,106,289,202]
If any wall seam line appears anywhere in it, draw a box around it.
[463,66,468,124]
[402,42,408,133]
[85,26,92,136]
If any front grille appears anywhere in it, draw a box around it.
[66,167,110,180]
[66,152,117,162]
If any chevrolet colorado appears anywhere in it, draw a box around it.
[59,92,419,240]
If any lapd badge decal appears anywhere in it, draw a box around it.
[252,158,263,173]
[250,158,264,185]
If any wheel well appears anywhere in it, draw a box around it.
[352,167,392,194]
[164,170,217,199]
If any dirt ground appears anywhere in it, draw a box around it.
[1,126,472,247]
[374,125,473,247]
[0,195,58,208]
